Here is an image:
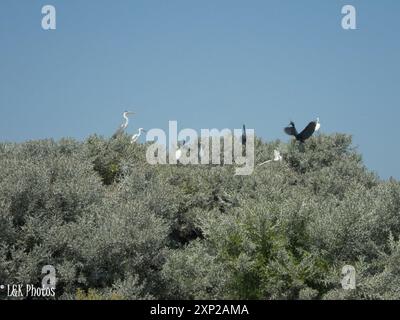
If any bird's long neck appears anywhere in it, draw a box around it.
[123,115,129,127]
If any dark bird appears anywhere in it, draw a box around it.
[241,124,247,156]
[241,124,247,146]
[284,118,320,143]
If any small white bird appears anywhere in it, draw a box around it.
[258,149,282,166]
[131,128,146,144]
[175,140,186,161]
[175,148,182,160]
[315,117,321,132]
[273,149,282,162]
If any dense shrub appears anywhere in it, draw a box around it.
[0,133,399,300]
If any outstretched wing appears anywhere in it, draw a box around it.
[284,126,298,137]
[298,121,317,141]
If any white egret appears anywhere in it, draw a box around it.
[131,128,146,144]
[112,111,134,138]
[315,117,321,132]
[258,149,283,166]
[175,140,186,161]
[176,149,182,161]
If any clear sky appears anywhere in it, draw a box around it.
[1,0,399,179]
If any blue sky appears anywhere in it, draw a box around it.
[0,0,399,179]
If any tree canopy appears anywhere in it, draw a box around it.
[0,133,399,300]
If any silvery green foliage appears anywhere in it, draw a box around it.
[0,138,166,299]
[161,134,400,300]
[1,133,400,299]
[161,239,227,299]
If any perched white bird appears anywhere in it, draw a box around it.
[258,149,282,166]
[112,111,135,138]
[131,128,146,144]
[175,148,182,161]
[273,149,282,162]
[175,140,186,161]
[315,117,321,132]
